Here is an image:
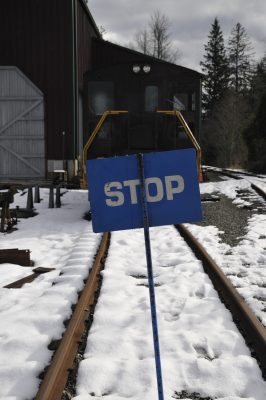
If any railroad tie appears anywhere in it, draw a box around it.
[4,267,55,289]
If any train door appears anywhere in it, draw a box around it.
[86,81,115,158]
[127,79,159,151]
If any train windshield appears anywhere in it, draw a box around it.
[88,81,114,115]
[145,86,159,112]
[173,93,188,111]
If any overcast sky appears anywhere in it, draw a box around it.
[87,0,266,72]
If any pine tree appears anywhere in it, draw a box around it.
[251,54,266,106]
[200,18,230,115]
[203,92,250,167]
[228,22,254,93]
[244,54,266,172]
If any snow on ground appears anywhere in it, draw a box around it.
[0,189,101,400]
[0,183,265,400]
[187,178,266,325]
[74,226,266,400]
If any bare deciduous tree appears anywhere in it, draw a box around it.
[150,11,172,60]
[134,29,150,55]
[132,10,181,63]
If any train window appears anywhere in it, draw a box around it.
[191,92,196,111]
[145,86,158,111]
[173,93,188,111]
[88,81,114,115]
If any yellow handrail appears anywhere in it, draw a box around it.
[81,109,203,188]
[157,110,203,181]
[81,110,128,189]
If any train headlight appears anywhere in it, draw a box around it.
[132,64,141,73]
[143,64,151,73]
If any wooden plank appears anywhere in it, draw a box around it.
[33,267,55,274]
[0,249,32,266]
[4,267,55,289]
[4,273,38,288]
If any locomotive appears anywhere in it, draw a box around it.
[81,59,202,187]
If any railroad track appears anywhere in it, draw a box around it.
[34,226,266,399]
[204,166,266,200]
[204,166,265,180]
[198,168,266,331]
[35,232,110,400]
[176,225,266,372]
[251,182,266,202]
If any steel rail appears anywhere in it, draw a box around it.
[220,169,266,201]
[205,167,266,201]
[251,183,266,201]
[205,166,264,180]
[35,232,110,400]
[205,167,242,180]
[176,224,266,372]
[204,166,266,183]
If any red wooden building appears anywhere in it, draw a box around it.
[0,0,202,180]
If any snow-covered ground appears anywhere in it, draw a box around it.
[188,178,266,326]
[0,189,101,399]
[74,226,266,400]
[0,181,265,400]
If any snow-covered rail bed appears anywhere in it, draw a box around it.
[189,177,266,327]
[0,186,265,400]
[0,189,101,400]
[73,226,266,400]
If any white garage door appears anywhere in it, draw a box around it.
[0,66,45,179]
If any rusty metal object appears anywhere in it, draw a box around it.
[176,224,266,371]
[4,267,55,289]
[35,232,110,400]
[0,249,32,266]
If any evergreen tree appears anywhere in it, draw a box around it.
[257,53,266,75]
[228,22,254,93]
[244,54,266,172]
[202,91,250,167]
[200,18,230,115]
[251,53,266,106]
[244,93,266,172]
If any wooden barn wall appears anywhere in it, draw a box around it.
[0,0,75,161]
[75,0,99,158]
[77,1,98,89]
[0,0,99,163]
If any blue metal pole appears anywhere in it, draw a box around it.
[137,153,164,400]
